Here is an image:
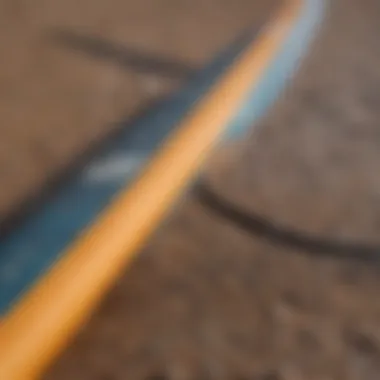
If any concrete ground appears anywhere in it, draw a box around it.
[3,0,380,379]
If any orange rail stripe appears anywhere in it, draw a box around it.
[0,1,302,379]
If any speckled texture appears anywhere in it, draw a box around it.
[7,0,380,379]
[45,203,380,379]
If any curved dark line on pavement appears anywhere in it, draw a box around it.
[50,29,196,79]
[195,179,380,263]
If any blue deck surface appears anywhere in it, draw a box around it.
[0,0,325,316]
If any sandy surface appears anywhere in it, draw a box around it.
[3,0,380,379]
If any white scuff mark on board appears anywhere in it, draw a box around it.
[83,152,145,184]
